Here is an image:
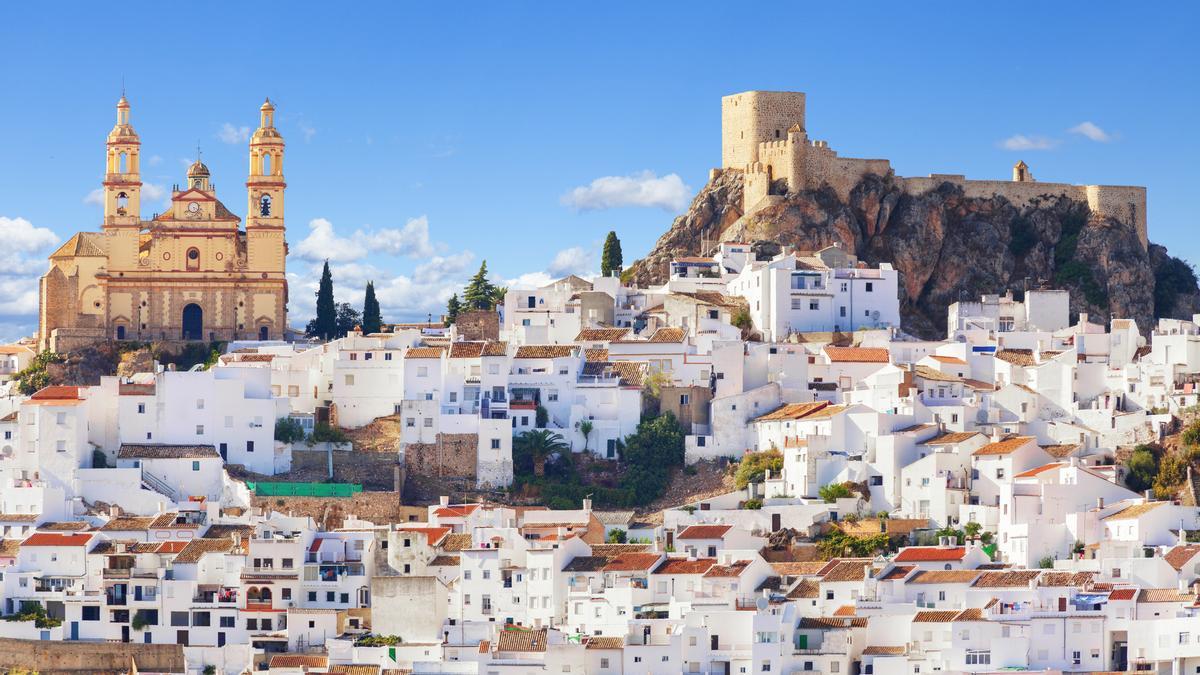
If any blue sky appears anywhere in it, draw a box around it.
[0,3,1196,340]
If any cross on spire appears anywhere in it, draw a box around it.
[196,142,202,163]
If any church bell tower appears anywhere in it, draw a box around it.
[246,98,286,273]
[104,95,142,271]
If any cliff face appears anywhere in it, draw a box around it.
[628,171,1197,338]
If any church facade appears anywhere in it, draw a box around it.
[38,97,289,352]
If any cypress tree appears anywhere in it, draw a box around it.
[601,231,624,277]
[362,281,382,334]
[310,260,337,340]
[445,293,463,326]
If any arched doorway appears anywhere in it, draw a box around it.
[182,304,203,341]
[259,325,269,341]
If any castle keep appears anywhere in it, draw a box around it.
[37,97,289,352]
[719,91,1148,248]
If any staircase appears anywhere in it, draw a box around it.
[140,470,176,502]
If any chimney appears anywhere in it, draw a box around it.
[439,496,450,508]
[1144,490,1153,502]
[1096,497,1104,509]
[232,532,241,548]
[582,498,592,514]
[1079,313,1089,327]
[109,504,119,517]
[991,428,1003,442]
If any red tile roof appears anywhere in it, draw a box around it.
[22,532,93,547]
[676,524,731,540]
[396,526,450,546]
[824,347,890,363]
[894,546,967,562]
[1108,588,1137,600]
[973,436,1036,456]
[602,552,662,572]
[652,557,716,575]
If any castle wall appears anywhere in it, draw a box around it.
[721,91,806,168]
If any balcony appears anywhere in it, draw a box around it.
[303,562,364,582]
[193,587,238,605]
[243,601,275,612]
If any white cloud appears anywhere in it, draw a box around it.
[0,217,58,253]
[505,271,554,289]
[546,246,593,277]
[1000,134,1058,151]
[561,171,691,212]
[294,216,441,263]
[1068,121,1112,143]
[293,218,369,263]
[298,121,316,143]
[147,155,163,166]
[83,189,104,206]
[217,123,251,145]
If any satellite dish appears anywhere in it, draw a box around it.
[871,310,881,321]
[755,596,769,610]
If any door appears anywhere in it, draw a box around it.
[70,621,78,640]
[1058,596,1067,612]
[771,513,782,531]
[121,625,129,643]
[218,631,226,647]
[176,629,189,646]
[797,634,808,649]
[711,634,719,650]
[259,325,269,341]
[181,303,203,341]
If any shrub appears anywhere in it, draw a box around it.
[356,635,403,646]
[535,405,549,429]
[1183,421,1200,447]
[1125,445,1158,493]
[14,350,63,395]
[274,417,306,444]
[606,528,627,544]
[818,483,853,503]
[310,423,349,444]
[734,449,784,489]
[742,498,763,510]
[1037,556,1055,569]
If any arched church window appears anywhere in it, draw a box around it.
[116,192,128,208]
[186,247,200,271]
[260,194,272,217]
[119,151,127,173]
[262,152,273,176]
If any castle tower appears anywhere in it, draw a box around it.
[1013,160,1035,183]
[721,91,806,169]
[245,98,288,338]
[104,95,143,271]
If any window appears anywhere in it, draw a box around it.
[138,403,146,414]
[491,439,501,449]
[196,398,205,410]
[708,309,719,320]
[326,591,335,602]
[680,394,690,405]
[406,418,415,428]
[965,651,990,665]
[192,461,200,472]
[865,282,874,292]
[82,606,100,621]
[809,300,819,311]
[195,425,204,435]
[170,611,189,627]
[56,440,66,452]
[246,441,254,453]
[307,592,316,602]
[418,366,429,377]
[424,417,433,428]
[344,374,355,386]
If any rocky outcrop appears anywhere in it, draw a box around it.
[627,171,1198,338]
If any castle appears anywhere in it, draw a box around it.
[37,96,289,352]
[718,90,1148,248]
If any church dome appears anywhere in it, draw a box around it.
[187,160,211,177]
[261,97,275,112]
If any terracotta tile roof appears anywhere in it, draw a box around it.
[433,504,479,518]
[863,646,906,655]
[704,561,749,578]
[908,570,980,584]
[821,560,870,583]
[269,654,329,668]
[653,557,717,575]
[648,327,686,343]
[203,524,255,540]
[676,524,731,540]
[0,540,20,557]
[1038,571,1096,587]
[583,348,609,363]
[481,341,508,357]
[448,342,485,359]
[440,533,473,552]
[971,570,1040,587]
[912,610,960,622]
[973,435,1035,456]
[924,431,986,446]
[832,604,856,616]
[396,526,451,546]
[477,640,490,654]
[1165,545,1200,571]
[1015,462,1066,479]
[878,565,915,580]
[770,561,827,576]
[1042,443,1082,458]
[173,537,237,564]
[30,386,84,401]
[22,532,92,547]
[894,546,966,562]
[602,552,662,572]
[914,365,962,383]
[36,521,89,531]
[514,345,576,359]
[117,443,219,459]
[585,636,624,650]
[495,627,547,652]
[1107,588,1137,600]
[100,516,157,531]
[1138,588,1198,603]
[672,291,746,309]
[575,328,631,342]
[589,543,651,557]
[787,578,821,599]
[151,512,202,529]
[563,556,610,572]
[995,349,1036,366]
[752,400,830,423]
[0,514,39,522]
[404,347,445,359]
[929,355,967,365]
[329,666,381,675]
[799,617,868,628]
[581,360,647,387]
[118,383,156,396]
[1103,501,1166,521]
[824,347,889,363]
[428,555,460,566]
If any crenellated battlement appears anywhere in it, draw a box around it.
[720,90,1148,249]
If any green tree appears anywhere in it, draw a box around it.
[514,429,570,477]
[1125,445,1158,493]
[601,231,624,277]
[463,261,499,310]
[606,528,627,544]
[445,293,463,326]
[307,260,338,340]
[734,449,784,489]
[362,281,382,334]
[335,302,361,338]
[579,420,594,453]
[819,482,853,503]
[274,417,306,444]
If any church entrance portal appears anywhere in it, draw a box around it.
[182,304,203,341]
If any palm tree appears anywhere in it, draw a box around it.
[515,429,569,477]
[578,420,594,453]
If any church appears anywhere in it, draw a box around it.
[37,96,289,352]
